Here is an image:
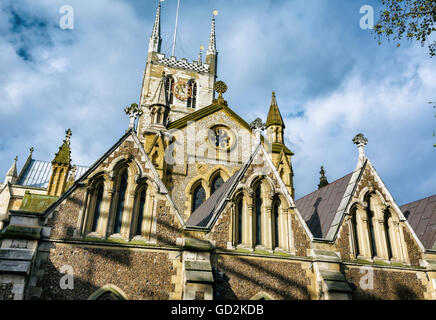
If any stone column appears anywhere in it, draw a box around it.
[370,200,389,260]
[126,191,137,239]
[264,205,273,251]
[244,189,254,250]
[102,182,115,238]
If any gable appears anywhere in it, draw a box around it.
[186,144,310,238]
[40,130,185,227]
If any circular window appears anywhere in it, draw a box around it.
[208,126,235,151]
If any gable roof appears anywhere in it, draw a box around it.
[35,129,185,227]
[185,145,261,230]
[400,195,436,250]
[186,169,241,227]
[296,173,353,238]
[185,143,312,239]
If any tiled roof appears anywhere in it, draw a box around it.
[17,160,88,189]
[400,195,436,250]
[295,173,353,238]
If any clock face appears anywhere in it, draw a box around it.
[173,82,192,101]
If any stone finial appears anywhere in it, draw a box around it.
[318,166,329,189]
[250,118,266,131]
[250,118,266,148]
[198,45,204,64]
[353,133,368,147]
[124,103,143,130]
[29,147,34,157]
[213,81,228,105]
[353,133,368,161]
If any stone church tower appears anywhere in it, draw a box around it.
[137,1,218,138]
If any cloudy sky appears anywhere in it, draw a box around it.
[0,0,434,205]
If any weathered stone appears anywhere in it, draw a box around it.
[0,249,34,261]
[185,270,214,283]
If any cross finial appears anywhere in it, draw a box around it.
[14,156,18,162]
[250,118,266,149]
[29,147,34,156]
[124,103,143,130]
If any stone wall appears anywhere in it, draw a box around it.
[336,221,352,262]
[34,242,177,300]
[167,110,250,216]
[155,199,182,246]
[47,188,85,240]
[209,207,232,250]
[402,226,423,267]
[212,254,312,300]
[344,265,426,300]
[291,213,311,257]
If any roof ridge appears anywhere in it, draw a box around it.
[399,194,436,207]
[296,172,353,202]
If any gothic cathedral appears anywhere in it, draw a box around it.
[0,2,435,300]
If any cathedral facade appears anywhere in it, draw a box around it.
[0,3,435,300]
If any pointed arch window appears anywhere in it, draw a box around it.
[187,80,197,109]
[351,207,360,257]
[136,186,147,236]
[366,207,377,258]
[113,171,128,234]
[273,200,280,248]
[236,195,243,245]
[165,75,174,105]
[91,182,105,233]
[384,209,393,260]
[192,185,206,212]
[254,185,262,246]
[211,175,224,195]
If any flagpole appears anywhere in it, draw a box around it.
[171,0,180,57]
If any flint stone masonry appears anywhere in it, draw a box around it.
[344,266,426,300]
[213,254,311,300]
[36,243,177,300]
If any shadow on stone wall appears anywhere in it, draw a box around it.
[212,254,311,300]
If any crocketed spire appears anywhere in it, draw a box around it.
[149,0,162,53]
[266,91,285,128]
[52,129,72,167]
[5,156,18,184]
[207,12,217,56]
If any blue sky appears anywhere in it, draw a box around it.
[0,0,434,205]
